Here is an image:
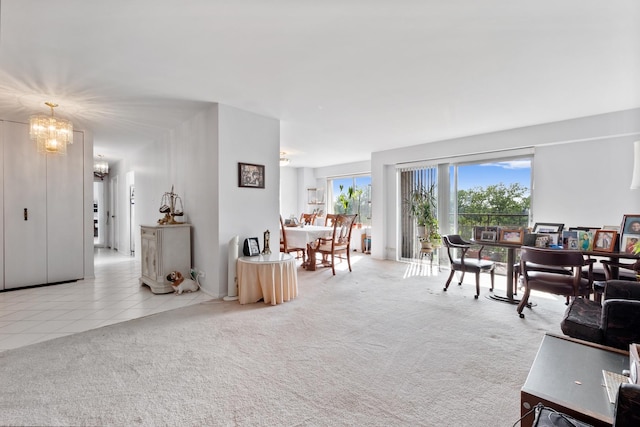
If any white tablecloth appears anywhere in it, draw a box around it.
[237,253,298,305]
[284,225,334,249]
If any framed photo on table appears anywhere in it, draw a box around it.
[499,228,524,244]
[592,230,617,253]
[620,215,640,254]
[480,230,497,242]
[238,163,265,188]
[533,223,564,247]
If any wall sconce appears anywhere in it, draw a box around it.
[631,141,640,189]
[279,152,290,167]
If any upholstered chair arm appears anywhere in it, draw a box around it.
[614,383,640,426]
[600,299,640,349]
[603,280,640,301]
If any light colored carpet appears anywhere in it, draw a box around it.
[0,255,566,426]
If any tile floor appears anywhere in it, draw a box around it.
[0,248,212,352]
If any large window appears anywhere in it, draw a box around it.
[327,175,371,226]
[398,151,532,266]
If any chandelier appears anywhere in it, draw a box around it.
[29,102,73,155]
[94,155,109,179]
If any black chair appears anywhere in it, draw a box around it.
[518,247,594,318]
[442,235,495,299]
[561,280,640,350]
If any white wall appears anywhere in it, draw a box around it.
[371,108,640,260]
[279,166,298,218]
[109,103,280,298]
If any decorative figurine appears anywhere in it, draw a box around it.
[262,229,271,255]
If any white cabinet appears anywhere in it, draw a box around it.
[140,224,191,294]
[1,121,85,290]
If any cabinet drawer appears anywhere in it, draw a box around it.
[141,228,157,239]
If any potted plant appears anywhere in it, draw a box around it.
[405,183,440,248]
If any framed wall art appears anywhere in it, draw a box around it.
[498,228,524,244]
[238,163,265,188]
[592,230,617,253]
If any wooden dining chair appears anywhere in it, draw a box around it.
[517,246,595,318]
[307,214,357,275]
[280,216,306,263]
[324,214,337,227]
[300,213,317,225]
[442,235,495,299]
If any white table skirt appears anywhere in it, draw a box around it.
[237,253,298,305]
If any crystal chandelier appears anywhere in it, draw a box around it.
[29,102,73,155]
[94,155,109,179]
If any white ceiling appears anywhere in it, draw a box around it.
[0,1,638,168]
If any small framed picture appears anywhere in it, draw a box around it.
[533,223,564,234]
[535,235,550,248]
[592,230,617,253]
[621,215,640,235]
[474,226,498,241]
[238,163,265,188]
[243,237,261,256]
[480,230,497,242]
[621,234,640,254]
[498,228,524,244]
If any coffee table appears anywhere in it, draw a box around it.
[520,333,629,427]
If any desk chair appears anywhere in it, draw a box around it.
[518,247,594,318]
[442,235,495,299]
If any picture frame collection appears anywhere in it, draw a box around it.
[471,217,634,254]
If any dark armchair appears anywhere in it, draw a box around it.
[560,280,640,350]
[442,235,495,299]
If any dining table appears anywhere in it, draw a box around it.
[283,225,334,269]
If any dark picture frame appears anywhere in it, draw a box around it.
[498,228,524,244]
[592,230,617,253]
[532,222,564,234]
[238,163,265,188]
[480,230,497,242]
[620,215,640,254]
[243,237,260,256]
[621,215,640,235]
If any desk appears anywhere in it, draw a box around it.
[237,253,298,305]
[521,333,629,427]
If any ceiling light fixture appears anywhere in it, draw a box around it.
[94,155,109,179]
[279,152,290,166]
[29,102,73,155]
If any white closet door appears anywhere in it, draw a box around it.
[4,121,47,288]
[47,131,84,282]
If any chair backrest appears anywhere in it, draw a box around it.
[279,215,288,249]
[520,246,586,269]
[442,234,470,263]
[300,213,316,225]
[325,214,337,227]
[330,214,357,249]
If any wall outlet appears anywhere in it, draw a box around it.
[198,271,205,278]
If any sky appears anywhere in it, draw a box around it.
[456,160,531,192]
